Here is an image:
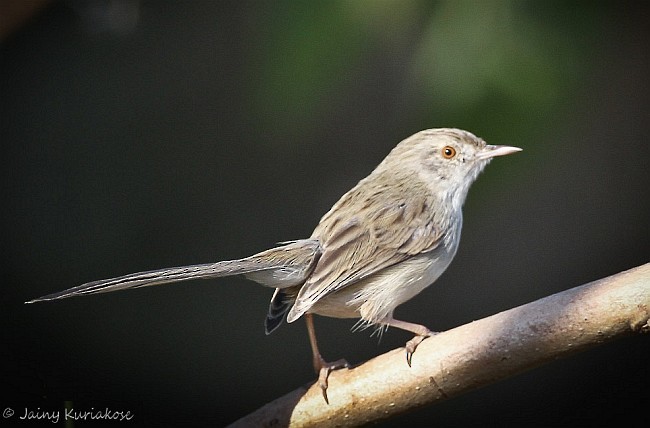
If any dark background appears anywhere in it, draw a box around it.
[2,1,648,426]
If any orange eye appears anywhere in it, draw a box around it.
[442,146,456,159]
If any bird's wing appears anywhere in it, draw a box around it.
[286,176,442,322]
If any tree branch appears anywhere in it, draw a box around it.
[229,263,650,427]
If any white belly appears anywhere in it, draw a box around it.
[311,244,458,324]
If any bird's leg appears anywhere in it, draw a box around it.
[383,317,438,366]
[305,313,349,404]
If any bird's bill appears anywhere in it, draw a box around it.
[477,145,523,160]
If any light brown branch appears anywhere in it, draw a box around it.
[229,263,650,427]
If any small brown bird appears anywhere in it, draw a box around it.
[27,128,521,402]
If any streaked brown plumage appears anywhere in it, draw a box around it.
[26,128,521,402]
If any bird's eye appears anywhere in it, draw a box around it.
[442,146,456,159]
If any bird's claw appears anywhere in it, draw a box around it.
[315,358,349,404]
[405,332,438,366]
[405,335,426,366]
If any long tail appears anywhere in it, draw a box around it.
[26,239,321,303]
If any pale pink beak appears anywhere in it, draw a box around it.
[476,144,522,160]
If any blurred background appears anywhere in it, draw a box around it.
[1,0,648,426]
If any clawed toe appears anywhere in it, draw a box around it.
[405,332,437,366]
[380,318,437,367]
[315,358,349,404]
[405,335,425,366]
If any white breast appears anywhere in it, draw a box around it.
[310,241,459,325]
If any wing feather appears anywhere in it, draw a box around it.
[286,171,442,322]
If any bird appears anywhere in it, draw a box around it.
[26,128,521,402]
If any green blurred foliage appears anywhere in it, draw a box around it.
[244,0,610,144]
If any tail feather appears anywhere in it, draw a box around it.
[264,288,295,335]
[26,239,321,304]
[26,260,244,303]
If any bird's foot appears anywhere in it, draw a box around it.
[405,331,437,366]
[314,357,349,404]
